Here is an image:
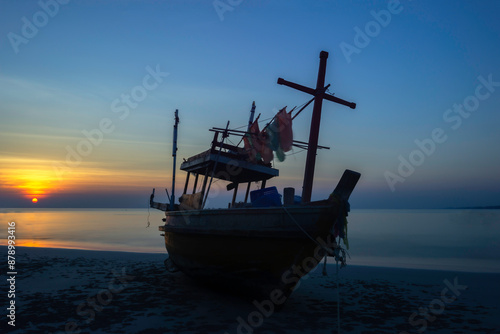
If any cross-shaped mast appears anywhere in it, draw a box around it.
[277,51,356,203]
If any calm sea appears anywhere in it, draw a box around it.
[1,208,499,273]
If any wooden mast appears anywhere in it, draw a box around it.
[170,109,179,209]
[277,51,356,203]
[247,101,256,131]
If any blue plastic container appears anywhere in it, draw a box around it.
[250,186,282,207]
[293,195,302,204]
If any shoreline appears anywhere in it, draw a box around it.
[4,245,499,274]
[2,246,499,333]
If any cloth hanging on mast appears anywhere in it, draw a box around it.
[260,135,274,163]
[243,118,260,161]
[244,107,294,163]
[266,117,284,162]
[244,116,273,162]
[263,107,293,162]
[266,119,280,152]
[277,107,293,152]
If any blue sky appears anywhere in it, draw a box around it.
[1,0,499,208]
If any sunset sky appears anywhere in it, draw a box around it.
[1,0,499,209]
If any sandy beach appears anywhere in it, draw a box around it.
[2,246,499,334]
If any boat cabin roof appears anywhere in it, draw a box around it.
[180,149,279,183]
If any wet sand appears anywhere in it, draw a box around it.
[2,247,499,333]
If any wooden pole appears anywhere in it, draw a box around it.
[248,101,256,132]
[277,51,356,203]
[171,109,179,209]
[231,183,239,207]
[183,172,190,195]
[301,51,328,203]
[200,167,210,206]
[192,173,199,193]
[244,182,251,203]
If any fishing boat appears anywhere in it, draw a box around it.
[150,51,360,302]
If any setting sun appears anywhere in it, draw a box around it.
[32,197,38,203]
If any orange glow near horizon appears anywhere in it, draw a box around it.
[1,157,59,200]
[0,156,176,204]
[16,171,54,198]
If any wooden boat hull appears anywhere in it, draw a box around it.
[159,202,342,300]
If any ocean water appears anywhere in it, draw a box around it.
[1,208,499,273]
[346,209,500,273]
[0,208,166,253]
